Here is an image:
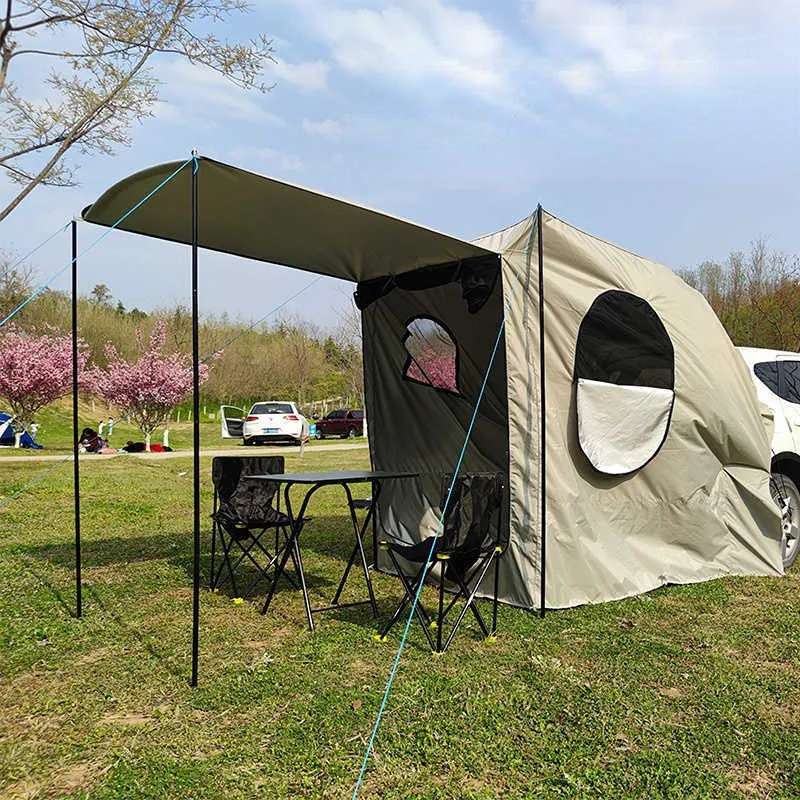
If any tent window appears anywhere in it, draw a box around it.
[754,362,779,395]
[574,290,674,389]
[574,291,675,475]
[402,316,460,395]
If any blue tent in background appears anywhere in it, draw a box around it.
[0,412,43,449]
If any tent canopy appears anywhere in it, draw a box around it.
[81,156,494,283]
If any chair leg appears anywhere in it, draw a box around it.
[380,549,437,650]
[441,553,497,652]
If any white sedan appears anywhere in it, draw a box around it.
[241,401,309,446]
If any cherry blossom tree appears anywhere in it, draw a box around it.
[91,322,211,451]
[0,324,90,445]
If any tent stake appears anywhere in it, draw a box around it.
[71,219,82,618]
[537,206,546,618]
[190,155,201,687]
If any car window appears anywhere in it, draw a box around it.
[251,402,293,415]
[780,361,800,404]
[351,410,364,419]
[328,410,345,420]
[754,362,780,395]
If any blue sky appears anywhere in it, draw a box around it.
[2,0,799,331]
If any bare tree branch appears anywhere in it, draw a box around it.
[0,0,275,220]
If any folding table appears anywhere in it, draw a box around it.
[246,470,418,631]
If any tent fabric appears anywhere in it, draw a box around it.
[0,412,42,449]
[82,159,784,613]
[81,157,493,283]
[576,379,674,474]
[483,210,781,608]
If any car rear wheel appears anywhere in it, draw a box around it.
[347,427,358,439]
[770,473,799,569]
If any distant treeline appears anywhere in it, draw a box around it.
[2,237,797,415]
[678,238,800,352]
[0,270,364,411]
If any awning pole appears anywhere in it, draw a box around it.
[190,155,201,686]
[537,206,547,618]
[71,219,82,618]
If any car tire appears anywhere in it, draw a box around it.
[243,438,252,446]
[347,427,357,439]
[770,472,799,569]
[315,430,323,440]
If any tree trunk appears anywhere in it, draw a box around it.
[14,431,22,448]
[163,428,169,448]
[145,431,151,452]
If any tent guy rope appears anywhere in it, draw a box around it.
[351,264,524,800]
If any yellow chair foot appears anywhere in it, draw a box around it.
[212,588,219,594]
[373,634,388,643]
[232,597,244,605]
[428,621,438,630]
[485,635,498,643]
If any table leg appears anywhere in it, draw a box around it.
[330,482,378,617]
[261,482,317,632]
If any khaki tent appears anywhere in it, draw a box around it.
[83,157,783,616]
[359,211,783,608]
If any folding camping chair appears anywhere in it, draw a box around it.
[378,472,506,652]
[210,456,297,599]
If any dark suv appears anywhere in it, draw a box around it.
[316,409,364,439]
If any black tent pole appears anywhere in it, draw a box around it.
[537,205,546,619]
[190,155,201,687]
[71,219,82,618]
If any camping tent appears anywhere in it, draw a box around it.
[81,157,782,623]
[358,211,783,608]
[0,412,43,449]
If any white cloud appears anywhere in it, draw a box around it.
[272,59,330,91]
[524,0,800,95]
[298,0,512,102]
[302,119,344,141]
[156,60,285,126]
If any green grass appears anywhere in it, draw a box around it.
[0,450,798,799]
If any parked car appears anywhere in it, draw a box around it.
[738,347,800,568]
[315,408,364,439]
[220,401,309,445]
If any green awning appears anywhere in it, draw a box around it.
[81,156,495,282]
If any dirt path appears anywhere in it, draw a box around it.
[0,441,369,463]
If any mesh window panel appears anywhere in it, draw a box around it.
[574,290,674,389]
[402,316,460,395]
[754,362,780,395]
[574,290,675,475]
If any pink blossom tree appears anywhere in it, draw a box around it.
[91,322,211,451]
[0,324,91,446]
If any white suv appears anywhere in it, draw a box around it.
[738,347,800,568]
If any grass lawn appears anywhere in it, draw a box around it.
[0,448,798,799]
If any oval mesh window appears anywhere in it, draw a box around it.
[574,291,675,474]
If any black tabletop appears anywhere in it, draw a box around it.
[246,470,418,485]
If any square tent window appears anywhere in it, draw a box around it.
[251,402,294,415]
[754,362,780,395]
